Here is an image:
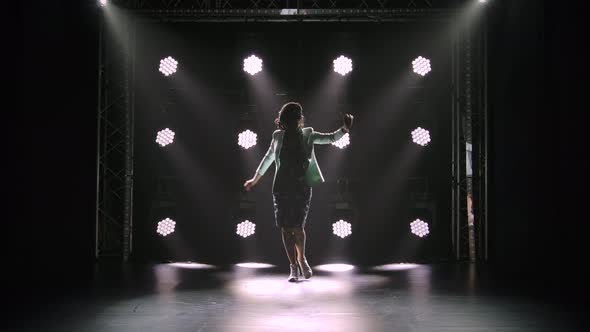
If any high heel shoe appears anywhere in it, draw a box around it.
[298,258,312,279]
[288,264,299,282]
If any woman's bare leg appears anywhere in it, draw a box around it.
[281,227,297,264]
[293,227,306,261]
[294,227,312,278]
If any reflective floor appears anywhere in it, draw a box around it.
[13,263,587,331]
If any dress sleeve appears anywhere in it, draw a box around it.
[309,127,347,145]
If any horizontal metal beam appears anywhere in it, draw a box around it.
[122,0,457,10]
[134,8,456,21]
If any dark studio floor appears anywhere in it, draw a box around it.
[8,262,588,332]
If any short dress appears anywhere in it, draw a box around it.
[272,128,312,228]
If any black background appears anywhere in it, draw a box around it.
[17,0,587,309]
[131,20,452,266]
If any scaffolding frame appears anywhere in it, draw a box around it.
[95,0,486,262]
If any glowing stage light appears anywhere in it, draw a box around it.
[243,55,263,75]
[155,128,175,147]
[157,218,176,236]
[411,127,431,146]
[168,262,215,269]
[410,219,430,238]
[236,262,274,268]
[332,220,352,238]
[314,264,355,272]
[479,0,488,2]
[236,220,256,238]
[332,133,350,149]
[99,0,108,6]
[238,130,257,149]
[372,263,421,271]
[333,56,353,76]
[159,56,178,76]
[412,56,432,76]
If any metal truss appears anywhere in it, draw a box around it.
[96,5,135,261]
[453,31,473,262]
[116,0,455,10]
[471,13,488,261]
[109,0,459,23]
[97,0,485,262]
[126,9,454,23]
[451,11,487,262]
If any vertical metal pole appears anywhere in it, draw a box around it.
[451,29,455,255]
[454,26,462,260]
[95,10,105,260]
[123,8,133,262]
[127,16,137,261]
[483,8,489,261]
[451,24,457,259]
[466,30,476,263]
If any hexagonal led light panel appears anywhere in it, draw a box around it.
[157,218,176,236]
[243,55,263,75]
[410,219,430,238]
[332,220,352,238]
[333,56,353,76]
[411,127,431,146]
[159,56,179,76]
[412,56,431,76]
[236,220,256,238]
[332,133,350,149]
[155,128,176,147]
[238,130,257,149]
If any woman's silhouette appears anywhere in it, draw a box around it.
[244,102,354,281]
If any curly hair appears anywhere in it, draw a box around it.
[274,102,305,130]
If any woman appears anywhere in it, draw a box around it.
[244,102,354,282]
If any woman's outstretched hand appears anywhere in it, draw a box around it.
[343,113,354,131]
[243,178,256,191]
[243,174,261,191]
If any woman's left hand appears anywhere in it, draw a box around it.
[244,178,257,191]
[343,113,354,130]
[243,174,261,191]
